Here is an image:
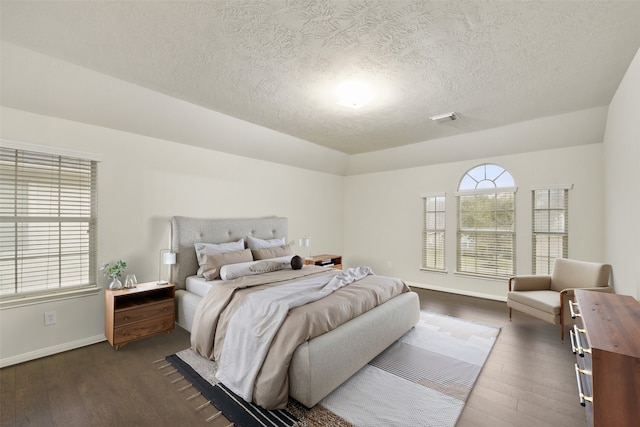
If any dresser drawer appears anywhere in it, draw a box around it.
[114,299,174,327]
[113,314,175,345]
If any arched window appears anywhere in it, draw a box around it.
[456,164,516,278]
[458,163,515,190]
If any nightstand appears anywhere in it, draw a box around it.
[105,282,175,350]
[303,254,342,270]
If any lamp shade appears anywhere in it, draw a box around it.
[298,237,310,248]
[162,252,176,265]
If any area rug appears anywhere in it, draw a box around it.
[159,311,500,427]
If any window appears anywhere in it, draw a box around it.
[532,186,570,274]
[456,164,516,278]
[0,143,99,298]
[422,193,445,271]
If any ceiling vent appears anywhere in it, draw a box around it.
[429,112,457,123]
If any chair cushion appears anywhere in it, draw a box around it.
[550,258,611,292]
[507,290,560,315]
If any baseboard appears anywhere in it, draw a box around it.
[0,334,106,368]
[406,281,507,302]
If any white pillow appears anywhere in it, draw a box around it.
[219,255,293,280]
[250,260,289,273]
[194,239,245,277]
[246,235,286,250]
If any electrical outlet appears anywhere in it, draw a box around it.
[44,311,56,326]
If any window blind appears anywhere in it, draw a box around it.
[532,188,568,275]
[0,146,98,297]
[422,194,445,271]
[457,192,515,278]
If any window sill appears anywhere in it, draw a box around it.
[454,271,511,281]
[419,268,448,274]
[0,286,101,310]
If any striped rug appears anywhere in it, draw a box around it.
[162,311,500,426]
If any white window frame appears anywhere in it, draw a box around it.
[421,192,446,272]
[1,140,101,306]
[531,184,571,275]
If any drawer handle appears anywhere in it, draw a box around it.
[569,300,581,319]
[570,325,590,357]
[569,329,580,356]
[574,363,593,407]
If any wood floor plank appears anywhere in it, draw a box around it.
[42,349,92,426]
[13,360,55,427]
[465,385,519,411]
[516,398,586,427]
[457,405,524,427]
[0,366,16,426]
[461,393,556,427]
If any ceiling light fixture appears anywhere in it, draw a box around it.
[337,80,372,109]
[429,112,458,123]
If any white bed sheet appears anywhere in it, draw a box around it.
[185,275,220,297]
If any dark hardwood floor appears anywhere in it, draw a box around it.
[1,288,586,427]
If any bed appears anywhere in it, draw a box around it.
[169,215,420,409]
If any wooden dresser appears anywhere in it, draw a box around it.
[570,290,640,427]
[105,282,175,349]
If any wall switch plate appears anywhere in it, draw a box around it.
[44,311,56,326]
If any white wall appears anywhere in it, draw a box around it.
[344,140,605,301]
[0,107,344,366]
[603,48,640,298]
[347,106,608,175]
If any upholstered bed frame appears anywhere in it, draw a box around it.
[169,216,420,408]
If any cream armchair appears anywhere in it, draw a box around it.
[507,258,612,340]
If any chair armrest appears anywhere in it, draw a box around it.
[560,285,614,297]
[509,275,551,292]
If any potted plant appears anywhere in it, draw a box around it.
[100,260,127,290]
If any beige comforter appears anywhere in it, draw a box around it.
[191,265,410,409]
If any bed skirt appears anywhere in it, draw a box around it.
[174,289,420,408]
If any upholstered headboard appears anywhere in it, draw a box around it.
[169,216,288,289]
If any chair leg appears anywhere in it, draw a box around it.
[560,321,564,342]
[509,307,512,321]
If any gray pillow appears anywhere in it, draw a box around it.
[251,244,294,260]
[194,239,245,277]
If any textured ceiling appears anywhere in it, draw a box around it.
[1,1,640,155]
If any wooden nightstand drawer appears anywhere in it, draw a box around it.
[114,299,174,327]
[113,314,175,345]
